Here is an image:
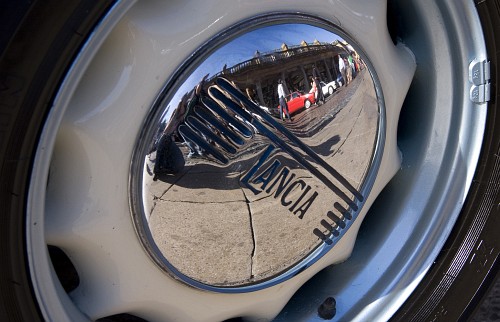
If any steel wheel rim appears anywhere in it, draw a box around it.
[26,0,487,321]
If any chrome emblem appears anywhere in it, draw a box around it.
[130,16,384,292]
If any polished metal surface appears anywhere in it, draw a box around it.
[130,18,384,291]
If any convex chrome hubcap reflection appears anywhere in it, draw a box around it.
[130,17,385,291]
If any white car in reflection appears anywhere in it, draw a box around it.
[321,79,341,96]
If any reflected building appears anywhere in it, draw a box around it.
[208,40,355,109]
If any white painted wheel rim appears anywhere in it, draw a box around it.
[26,0,487,321]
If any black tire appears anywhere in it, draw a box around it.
[0,1,499,321]
[0,1,116,321]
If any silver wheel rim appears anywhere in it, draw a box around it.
[26,0,487,321]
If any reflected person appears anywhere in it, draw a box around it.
[313,76,325,104]
[338,55,347,86]
[277,79,291,121]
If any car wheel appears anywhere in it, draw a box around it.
[304,99,312,109]
[0,0,499,321]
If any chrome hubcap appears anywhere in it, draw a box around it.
[131,17,385,291]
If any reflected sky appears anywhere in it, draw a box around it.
[211,24,343,68]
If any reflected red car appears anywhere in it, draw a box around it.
[277,91,316,114]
